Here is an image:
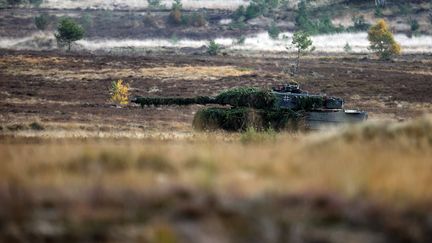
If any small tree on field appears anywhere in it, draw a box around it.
[110,79,130,106]
[292,31,314,75]
[367,19,401,60]
[55,18,84,51]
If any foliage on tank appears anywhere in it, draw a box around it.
[133,87,277,110]
[134,96,214,107]
[214,87,276,109]
[296,96,324,110]
[192,107,302,132]
[131,86,357,132]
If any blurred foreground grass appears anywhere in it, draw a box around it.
[1,116,432,243]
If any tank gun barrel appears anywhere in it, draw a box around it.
[132,96,217,107]
[132,87,277,109]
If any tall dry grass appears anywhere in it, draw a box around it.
[2,116,432,242]
[1,115,432,204]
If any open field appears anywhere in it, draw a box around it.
[1,44,432,242]
[1,49,432,135]
[1,49,432,242]
[2,0,432,242]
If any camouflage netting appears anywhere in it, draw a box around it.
[295,96,324,111]
[134,87,277,110]
[214,87,276,109]
[133,96,215,107]
[193,108,302,132]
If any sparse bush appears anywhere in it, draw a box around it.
[268,22,280,39]
[29,121,44,130]
[236,35,246,45]
[245,3,261,20]
[374,6,383,17]
[55,18,84,51]
[397,3,412,16]
[295,1,343,34]
[314,15,344,34]
[368,19,401,60]
[409,18,419,36]
[169,0,183,25]
[34,13,49,30]
[295,0,315,33]
[429,10,432,24]
[232,0,279,21]
[232,5,245,21]
[110,79,130,106]
[169,34,179,44]
[228,18,246,30]
[344,42,352,53]
[207,40,221,56]
[143,12,158,28]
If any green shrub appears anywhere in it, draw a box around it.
[236,36,246,45]
[29,121,44,130]
[35,13,50,30]
[232,6,245,21]
[295,1,343,35]
[374,6,383,17]
[147,0,162,9]
[228,19,246,30]
[409,18,419,34]
[295,0,315,33]
[169,34,179,44]
[207,40,221,56]
[344,42,352,53]
[245,3,261,20]
[268,22,280,39]
[397,3,412,16]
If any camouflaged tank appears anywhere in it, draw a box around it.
[132,83,367,131]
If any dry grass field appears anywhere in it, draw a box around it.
[1,116,432,243]
[1,50,432,242]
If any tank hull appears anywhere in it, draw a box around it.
[306,110,368,130]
